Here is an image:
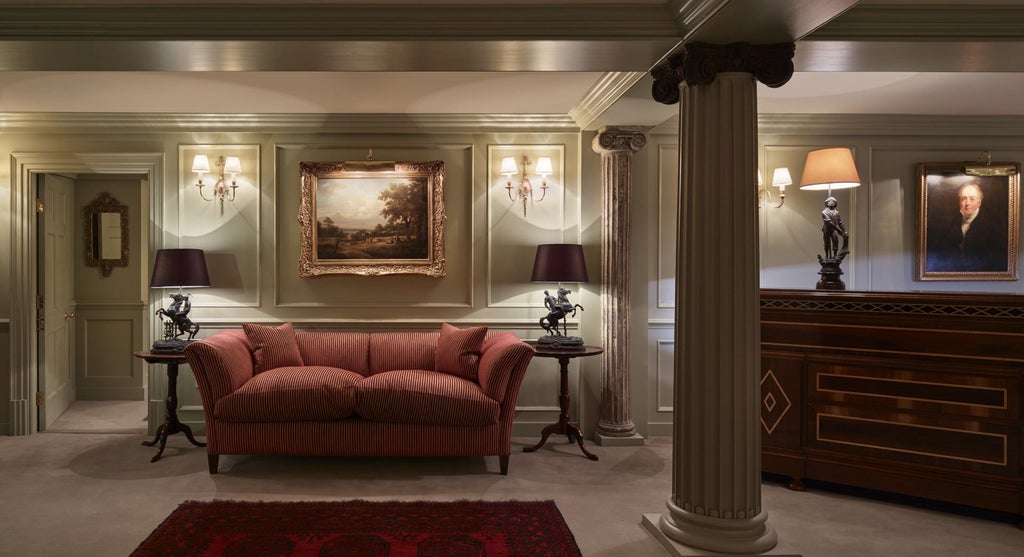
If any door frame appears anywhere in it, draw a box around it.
[9,152,163,435]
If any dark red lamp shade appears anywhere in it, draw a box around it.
[150,248,211,288]
[531,244,589,283]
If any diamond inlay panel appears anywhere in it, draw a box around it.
[760,369,791,436]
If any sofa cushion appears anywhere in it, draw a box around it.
[355,370,499,427]
[215,366,361,422]
[296,331,371,376]
[242,322,303,374]
[368,332,439,375]
[435,323,487,380]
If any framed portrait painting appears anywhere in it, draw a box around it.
[298,160,446,277]
[916,161,1019,281]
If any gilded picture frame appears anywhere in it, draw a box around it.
[916,162,1019,281]
[298,160,446,277]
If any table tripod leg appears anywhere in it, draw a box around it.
[523,423,561,453]
[141,423,166,448]
[568,422,599,461]
[149,426,169,463]
[180,422,206,448]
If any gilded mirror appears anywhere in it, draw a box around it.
[84,192,129,277]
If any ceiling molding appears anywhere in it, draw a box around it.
[807,5,1024,41]
[0,5,681,40]
[0,113,582,133]
[0,4,681,72]
[569,72,648,130]
[794,40,1024,72]
[758,113,1024,136]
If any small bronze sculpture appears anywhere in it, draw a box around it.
[538,287,584,347]
[152,292,200,353]
[817,196,850,290]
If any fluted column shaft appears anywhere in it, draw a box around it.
[593,127,646,443]
[647,42,794,555]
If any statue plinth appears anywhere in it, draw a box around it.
[816,253,847,290]
[537,335,584,349]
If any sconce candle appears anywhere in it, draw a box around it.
[193,154,242,216]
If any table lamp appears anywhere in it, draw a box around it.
[799,147,861,290]
[149,248,210,353]
[531,243,589,347]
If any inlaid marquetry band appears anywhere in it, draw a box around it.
[816,414,1008,466]
[816,373,1008,409]
[762,298,1024,319]
[760,369,791,436]
[651,42,795,105]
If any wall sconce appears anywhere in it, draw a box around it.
[192,154,242,215]
[757,168,791,208]
[501,155,551,216]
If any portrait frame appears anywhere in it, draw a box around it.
[298,160,446,277]
[916,161,1019,281]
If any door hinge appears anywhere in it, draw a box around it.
[35,392,44,406]
[35,198,44,213]
[36,315,44,332]
[36,294,44,309]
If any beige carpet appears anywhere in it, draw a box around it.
[0,430,1020,556]
[46,401,148,434]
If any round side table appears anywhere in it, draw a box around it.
[523,342,603,461]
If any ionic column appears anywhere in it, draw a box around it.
[593,126,647,446]
[642,42,794,555]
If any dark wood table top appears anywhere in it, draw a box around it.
[525,342,603,359]
[133,350,188,363]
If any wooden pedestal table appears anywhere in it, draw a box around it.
[523,343,603,461]
[133,350,206,462]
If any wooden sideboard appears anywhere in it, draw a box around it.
[759,289,1024,525]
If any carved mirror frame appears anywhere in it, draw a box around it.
[83,191,129,277]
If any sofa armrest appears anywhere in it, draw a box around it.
[184,330,254,411]
[477,332,535,408]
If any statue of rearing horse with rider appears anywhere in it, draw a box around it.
[538,287,584,345]
[155,292,200,344]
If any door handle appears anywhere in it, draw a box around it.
[64,312,75,320]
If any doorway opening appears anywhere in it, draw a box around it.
[9,152,163,437]
[36,172,150,434]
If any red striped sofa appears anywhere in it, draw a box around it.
[183,323,535,474]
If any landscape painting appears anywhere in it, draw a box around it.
[298,160,446,277]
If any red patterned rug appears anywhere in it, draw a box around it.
[131,499,582,557]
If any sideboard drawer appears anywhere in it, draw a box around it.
[807,358,1019,422]
[807,403,1019,477]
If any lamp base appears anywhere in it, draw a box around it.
[815,254,847,290]
[150,338,189,354]
[537,335,585,349]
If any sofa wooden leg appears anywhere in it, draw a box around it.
[499,455,509,475]
[208,454,219,474]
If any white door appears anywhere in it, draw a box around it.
[38,173,76,429]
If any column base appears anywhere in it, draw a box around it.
[653,498,781,555]
[594,431,645,446]
[642,514,800,556]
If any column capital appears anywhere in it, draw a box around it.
[592,126,648,155]
[651,41,795,105]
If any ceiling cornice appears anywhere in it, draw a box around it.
[0,5,681,40]
[569,72,648,130]
[0,4,681,72]
[0,113,582,133]
[759,114,1024,136]
[806,5,1024,41]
